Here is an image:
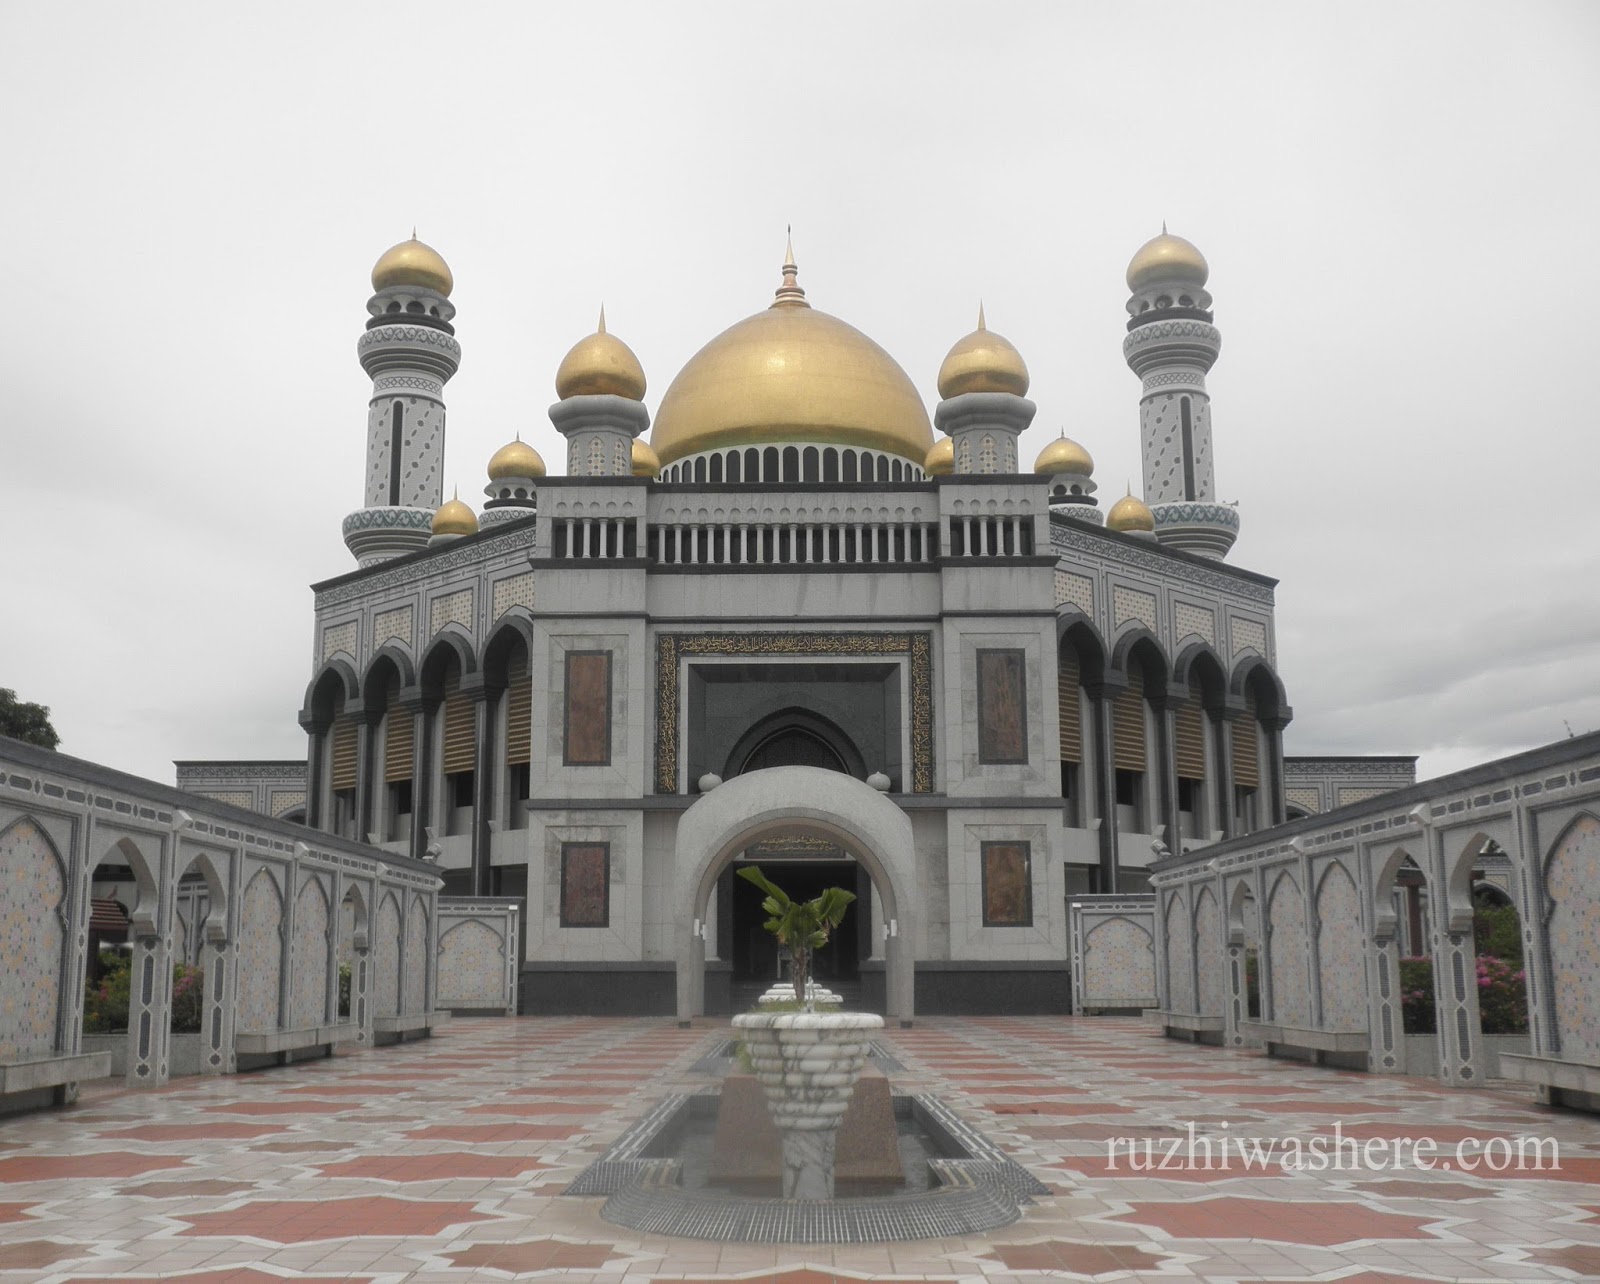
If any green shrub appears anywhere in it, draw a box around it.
[338,962,352,1018]
[83,955,207,1034]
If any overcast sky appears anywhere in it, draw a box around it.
[4,2,1597,787]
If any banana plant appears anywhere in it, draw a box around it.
[737,865,856,1007]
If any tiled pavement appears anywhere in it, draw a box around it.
[1,1016,1598,1281]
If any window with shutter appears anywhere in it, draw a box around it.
[384,686,413,784]
[1174,698,1205,781]
[1232,691,1260,789]
[330,718,358,793]
[1058,646,1082,765]
[505,650,531,767]
[442,670,475,776]
[1112,667,1146,773]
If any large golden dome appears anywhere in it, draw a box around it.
[937,306,1029,399]
[372,235,454,296]
[649,243,933,468]
[1126,229,1208,291]
[555,308,647,401]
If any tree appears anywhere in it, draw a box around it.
[736,865,855,1005]
[0,689,60,750]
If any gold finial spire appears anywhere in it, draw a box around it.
[773,225,808,308]
[1161,220,1167,235]
[978,301,987,331]
[598,304,607,334]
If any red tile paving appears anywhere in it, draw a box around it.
[0,1241,95,1269]
[200,1099,348,1114]
[1107,1195,1440,1245]
[173,1194,497,1241]
[441,1238,625,1271]
[313,1153,551,1180]
[404,1121,582,1141]
[674,1274,957,1284]
[96,1122,284,1141]
[0,1202,38,1223]
[0,1153,191,1180]
[463,1099,603,1115]
[118,1179,256,1198]
[1351,1178,1495,1200]
[1056,1153,1291,1182]
[983,1239,1175,1274]
[67,1274,369,1284]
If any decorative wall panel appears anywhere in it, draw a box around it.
[976,649,1027,765]
[0,819,64,1060]
[237,869,283,1032]
[561,842,610,928]
[980,841,1032,927]
[563,651,613,766]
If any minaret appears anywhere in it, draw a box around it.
[343,235,461,566]
[933,305,1035,474]
[1122,229,1239,559]
[548,307,649,477]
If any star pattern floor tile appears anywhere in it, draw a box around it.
[0,1014,1595,1282]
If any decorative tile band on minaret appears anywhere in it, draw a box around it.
[343,235,461,566]
[1122,229,1240,560]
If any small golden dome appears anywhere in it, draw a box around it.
[487,436,546,481]
[1034,434,1094,476]
[431,493,478,537]
[372,235,453,296]
[555,307,647,401]
[1106,489,1156,534]
[649,240,933,468]
[937,305,1030,399]
[924,436,954,477]
[1126,229,1208,291]
[632,437,661,478]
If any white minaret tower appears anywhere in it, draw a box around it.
[1122,228,1239,560]
[343,235,461,566]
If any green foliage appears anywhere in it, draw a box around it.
[339,962,352,1018]
[84,952,132,1033]
[1473,902,1522,966]
[0,688,60,750]
[736,865,856,1005]
[1399,956,1436,1033]
[83,953,206,1034]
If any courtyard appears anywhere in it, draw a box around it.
[0,1016,1597,1282]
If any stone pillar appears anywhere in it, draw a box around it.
[200,927,235,1075]
[300,714,329,830]
[399,688,431,865]
[1424,819,1486,1085]
[1086,679,1121,892]
[463,673,501,898]
[1264,713,1293,827]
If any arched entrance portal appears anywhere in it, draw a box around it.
[672,766,916,1022]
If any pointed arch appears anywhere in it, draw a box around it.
[0,817,69,1059]
[237,866,285,1032]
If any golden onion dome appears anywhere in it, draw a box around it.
[372,235,454,296]
[1106,489,1156,534]
[648,238,934,468]
[632,437,661,478]
[555,307,647,401]
[924,436,954,477]
[937,305,1030,399]
[1034,433,1094,476]
[431,493,478,537]
[1126,228,1208,291]
[487,436,546,481]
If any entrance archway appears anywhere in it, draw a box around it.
[672,766,916,1022]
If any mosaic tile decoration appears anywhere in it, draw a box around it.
[1545,813,1600,1061]
[0,818,65,1059]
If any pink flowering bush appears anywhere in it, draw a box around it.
[83,955,205,1033]
[1396,953,1528,1035]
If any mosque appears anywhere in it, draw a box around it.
[176,229,1402,1019]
